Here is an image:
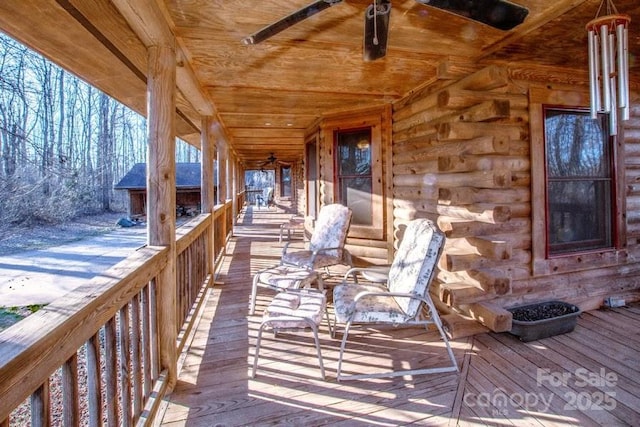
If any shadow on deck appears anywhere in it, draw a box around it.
[160,206,640,426]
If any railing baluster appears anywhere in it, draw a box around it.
[141,283,151,400]
[105,318,119,427]
[149,279,159,381]
[86,333,102,427]
[119,305,132,426]
[62,353,79,427]
[131,293,142,421]
[30,381,50,427]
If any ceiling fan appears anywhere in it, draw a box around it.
[242,0,529,61]
[259,153,278,168]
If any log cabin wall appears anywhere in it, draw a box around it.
[392,64,640,336]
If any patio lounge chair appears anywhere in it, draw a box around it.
[281,203,353,273]
[333,218,458,380]
[256,187,273,209]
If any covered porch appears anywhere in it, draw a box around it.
[161,206,640,426]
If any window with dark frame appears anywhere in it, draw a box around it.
[305,138,318,219]
[335,128,373,226]
[544,107,615,256]
[280,165,291,198]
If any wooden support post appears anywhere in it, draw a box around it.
[201,116,216,276]
[147,44,177,387]
[217,141,228,205]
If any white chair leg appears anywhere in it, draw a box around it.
[249,274,260,315]
[251,323,266,378]
[309,322,326,380]
[425,298,458,372]
[336,320,353,381]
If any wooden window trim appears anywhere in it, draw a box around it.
[305,134,319,219]
[322,113,384,240]
[530,86,626,276]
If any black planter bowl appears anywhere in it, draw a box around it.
[507,301,581,342]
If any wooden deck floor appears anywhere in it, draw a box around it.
[160,206,640,426]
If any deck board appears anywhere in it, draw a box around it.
[160,206,640,426]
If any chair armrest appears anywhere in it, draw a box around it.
[352,290,416,302]
[343,265,391,284]
[281,241,293,257]
[349,290,427,311]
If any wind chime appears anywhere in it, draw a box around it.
[586,0,631,135]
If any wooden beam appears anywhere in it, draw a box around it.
[202,116,216,276]
[111,0,214,116]
[146,44,177,387]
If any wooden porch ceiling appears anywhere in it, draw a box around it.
[0,1,639,168]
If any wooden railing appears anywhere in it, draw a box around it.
[213,200,233,270]
[175,214,212,354]
[0,200,238,426]
[0,246,169,426]
[236,190,246,218]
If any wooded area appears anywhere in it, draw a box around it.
[0,34,199,226]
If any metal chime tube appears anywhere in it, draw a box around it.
[588,29,600,118]
[609,30,618,134]
[617,22,630,120]
[600,24,611,113]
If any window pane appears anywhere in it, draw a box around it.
[545,108,613,256]
[545,111,610,178]
[281,166,291,197]
[336,128,373,226]
[339,177,372,225]
[548,180,612,253]
[306,141,318,218]
[338,130,371,176]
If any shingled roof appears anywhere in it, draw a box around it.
[114,163,203,190]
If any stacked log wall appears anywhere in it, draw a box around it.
[625,103,640,240]
[392,64,640,337]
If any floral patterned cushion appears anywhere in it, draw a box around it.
[387,219,444,318]
[281,203,352,270]
[333,283,412,324]
[308,204,352,258]
[263,291,326,329]
[333,219,445,323]
[255,265,319,289]
[281,250,343,270]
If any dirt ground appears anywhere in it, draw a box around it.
[0,212,125,257]
[0,212,126,331]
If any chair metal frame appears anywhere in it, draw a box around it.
[332,219,459,381]
[251,289,332,380]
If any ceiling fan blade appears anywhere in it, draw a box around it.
[242,0,343,45]
[416,0,528,31]
[363,1,391,61]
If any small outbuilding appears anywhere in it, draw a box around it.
[115,162,204,218]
